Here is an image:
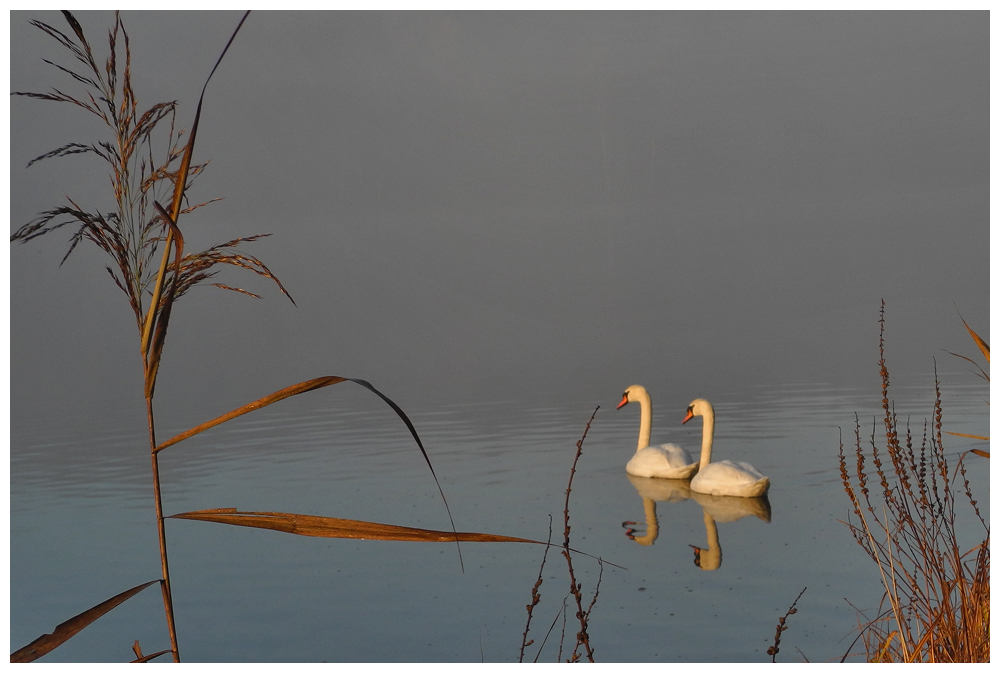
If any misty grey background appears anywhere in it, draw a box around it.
[10,11,989,440]
[7,10,991,663]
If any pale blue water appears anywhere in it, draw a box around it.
[9,373,989,662]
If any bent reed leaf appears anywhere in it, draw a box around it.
[154,375,466,569]
[154,376,348,452]
[944,350,989,382]
[168,509,540,544]
[10,580,159,663]
[154,377,434,483]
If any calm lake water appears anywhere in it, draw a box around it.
[9,373,989,662]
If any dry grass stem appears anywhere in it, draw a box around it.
[838,303,989,662]
[562,407,601,662]
[520,515,554,662]
[518,407,610,663]
[767,586,807,662]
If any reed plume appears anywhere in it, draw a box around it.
[11,13,551,662]
[11,11,278,661]
[11,12,288,337]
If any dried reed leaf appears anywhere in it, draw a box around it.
[153,376,436,475]
[141,10,250,358]
[144,202,185,399]
[10,580,159,663]
[168,508,541,544]
[153,375,465,567]
[154,376,348,453]
[969,449,990,459]
[944,350,989,382]
[961,317,990,363]
[944,432,989,441]
[943,315,990,441]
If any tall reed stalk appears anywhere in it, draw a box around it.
[11,13,553,662]
[13,12,269,660]
[838,304,989,662]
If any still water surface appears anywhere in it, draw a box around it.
[10,374,989,662]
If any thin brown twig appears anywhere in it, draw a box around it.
[520,515,554,662]
[563,407,599,662]
[767,586,807,662]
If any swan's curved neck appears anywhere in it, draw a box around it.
[635,389,652,452]
[698,404,715,469]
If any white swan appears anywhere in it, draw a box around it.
[617,385,698,479]
[683,398,770,498]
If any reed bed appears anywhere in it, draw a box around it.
[838,304,989,662]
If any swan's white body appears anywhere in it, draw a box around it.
[617,385,698,479]
[683,398,770,498]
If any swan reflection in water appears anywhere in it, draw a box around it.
[622,474,771,570]
[622,476,691,546]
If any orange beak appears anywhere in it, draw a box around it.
[616,393,629,410]
[682,409,694,424]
